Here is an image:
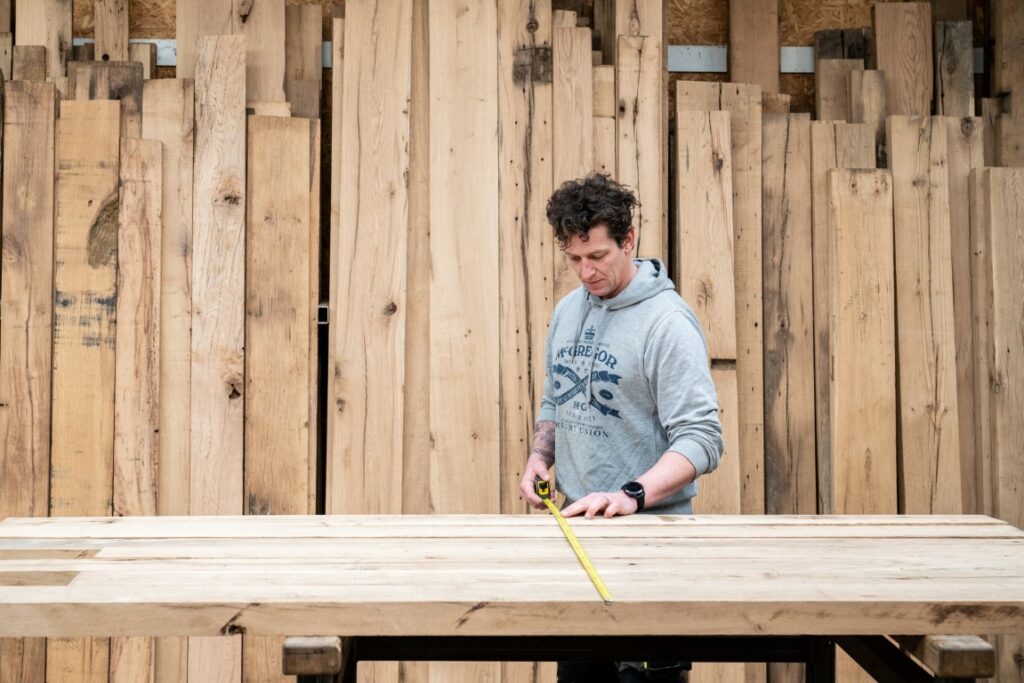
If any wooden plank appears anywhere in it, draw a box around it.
[73,43,96,62]
[113,137,162,520]
[111,148,162,683]
[816,59,862,121]
[14,0,71,79]
[593,64,615,118]
[814,29,869,63]
[992,0,1024,101]
[980,98,1002,167]
[976,168,1024,682]
[996,113,1024,166]
[552,24,592,300]
[617,34,665,263]
[48,97,121,683]
[0,32,12,79]
[0,0,8,32]
[498,0,554,515]
[943,117,983,515]
[887,116,962,515]
[428,0,500,514]
[247,101,291,117]
[94,0,128,62]
[970,169,995,521]
[327,0,411,516]
[674,109,735,361]
[191,35,246,682]
[12,45,47,81]
[762,113,815,515]
[729,0,779,93]
[175,0,235,79]
[242,0,286,102]
[0,79,55,683]
[827,168,898,516]
[306,120,321,519]
[68,61,143,139]
[594,116,616,176]
[763,93,791,113]
[935,22,973,117]
[677,82,765,517]
[286,4,323,119]
[129,43,157,79]
[695,365,742,516]
[872,2,933,116]
[848,70,887,163]
[809,122,874,515]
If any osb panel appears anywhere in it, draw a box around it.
[74,0,337,40]
[667,0,727,45]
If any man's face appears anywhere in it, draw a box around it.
[563,224,636,299]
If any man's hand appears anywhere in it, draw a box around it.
[520,454,554,509]
[562,490,638,519]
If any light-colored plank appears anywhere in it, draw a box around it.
[816,59,862,121]
[762,113,815,515]
[12,45,47,81]
[428,0,500,516]
[827,169,898,516]
[594,116,616,176]
[848,69,886,163]
[243,0,286,102]
[616,34,665,263]
[728,0,779,93]
[809,122,874,514]
[887,116,962,515]
[934,22,973,117]
[0,79,55,683]
[593,64,615,118]
[943,117,983,515]
[327,0,411,516]
[94,0,128,62]
[247,100,291,116]
[14,0,71,79]
[872,2,933,116]
[68,61,143,139]
[694,365,741,516]
[552,24,593,300]
[175,0,235,79]
[49,97,121,683]
[306,120,321,518]
[498,0,554,515]
[762,93,791,113]
[285,4,323,119]
[970,169,995,522]
[129,42,157,79]
[0,32,11,80]
[114,137,162,521]
[674,110,735,361]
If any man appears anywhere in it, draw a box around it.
[519,173,724,682]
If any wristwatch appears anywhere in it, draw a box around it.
[620,481,645,512]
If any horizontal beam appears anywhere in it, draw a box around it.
[70,39,986,74]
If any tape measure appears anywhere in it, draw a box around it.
[535,479,613,604]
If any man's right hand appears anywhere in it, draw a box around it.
[520,454,554,510]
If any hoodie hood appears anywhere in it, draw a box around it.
[572,258,675,404]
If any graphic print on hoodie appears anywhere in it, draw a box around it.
[538,259,725,514]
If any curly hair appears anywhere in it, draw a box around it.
[545,173,638,249]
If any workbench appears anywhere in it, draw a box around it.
[1,514,1021,681]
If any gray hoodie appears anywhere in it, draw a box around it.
[538,259,724,514]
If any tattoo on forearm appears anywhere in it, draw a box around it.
[531,420,556,464]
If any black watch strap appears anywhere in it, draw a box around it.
[621,481,645,511]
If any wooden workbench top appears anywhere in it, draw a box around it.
[1,514,1022,638]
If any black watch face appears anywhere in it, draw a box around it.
[623,482,643,496]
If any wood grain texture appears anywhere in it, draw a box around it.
[827,169,898,516]
[68,61,143,139]
[48,98,121,683]
[245,115,311,519]
[14,0,71,79]
[729,0,779,93]
[992,0,1024,103]
[848,70,886,163]
[970,169,995,522]
[174,0,235,79]
[934,22,973,117]
[762,113,815,516]
[285,4,323,119]
[498,0,554,515]
[327,0,411,516]
[815,59,862,122]
[694,365,741,516]
[676,82,765,515]
[12,45,47,81]
[887,116,962,515]
[616,34,666,264]
[552,24,593,301]
[0,80,55,683]
[306,120,321,519]
[872,2,933,116]
[981,98,1002,167]
[129,42,157,79]
[674,109,735,361]
[809,122,874,515]
[428,0,500,516]
[94,0,128,61]
[243,0,286,102]
[142,79,195,525]
[0,32,11,80]
[113,138,162,522]
[594,65,615,176]
[943,117,983,515]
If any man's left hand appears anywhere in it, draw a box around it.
[562,490,638,519]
